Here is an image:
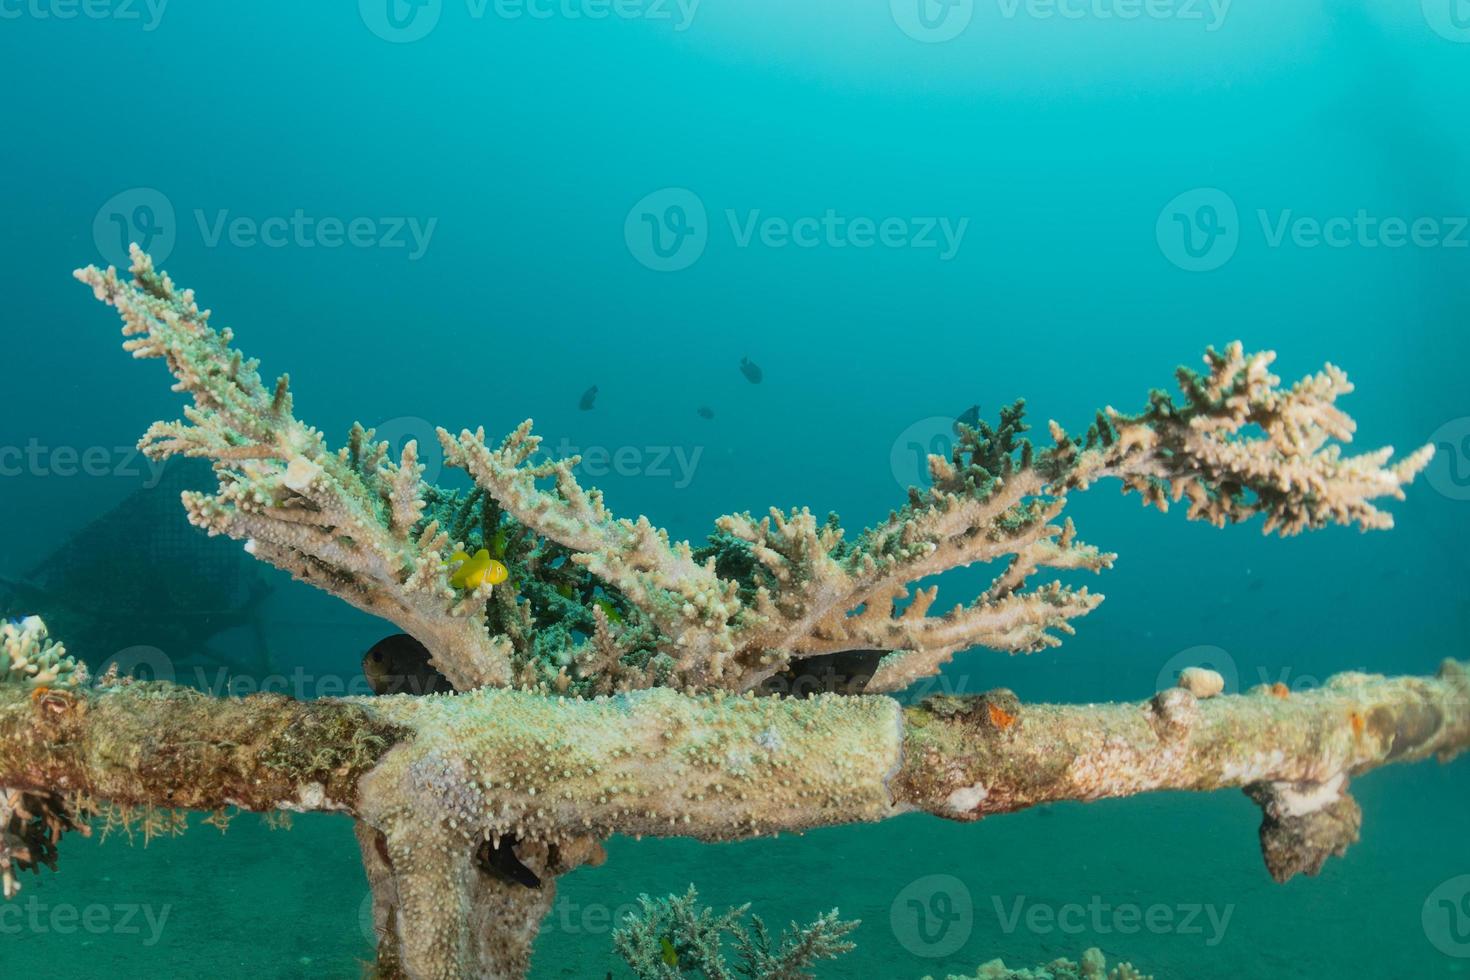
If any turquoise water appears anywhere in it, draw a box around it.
[3,1,1470,976]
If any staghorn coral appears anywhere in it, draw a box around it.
[75,254,511,691]
[0,248,1445,979]
[1066,342,1434,536]
[78,249,1431,699]
[612,885,858,979]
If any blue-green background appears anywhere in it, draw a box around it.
[2,1,1469,976]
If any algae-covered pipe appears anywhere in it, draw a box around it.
[1,662,1465,858]
[3,662,1468,978]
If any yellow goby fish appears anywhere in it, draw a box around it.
[449,548,508,590]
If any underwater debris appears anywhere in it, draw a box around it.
[612,885,857,980]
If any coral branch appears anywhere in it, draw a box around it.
[1064,342,1435,535]
[438,423,747,687]
[75,248,512,689]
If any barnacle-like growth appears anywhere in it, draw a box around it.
[612,885,858,979]
[76,249,512,690]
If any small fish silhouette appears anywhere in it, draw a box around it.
[739,357,763,384]
[660,936,679,966]
[579,385,599,411]
[362,634,454,696]
[475,835,542,889]
[953,404,980,435]
[697,406,715,420]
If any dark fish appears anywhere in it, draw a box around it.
[697,406,715,420]
[953,404,980,436]
[756,649,885,698]
[475,835,542,889]
[578,386,599,411]
[739,357,762,384]
[362,634,454,696]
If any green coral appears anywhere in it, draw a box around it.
[415,485,658,690]
[612,885,858,980]
[1,616,84,690]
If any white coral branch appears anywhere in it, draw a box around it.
[75,247,511,690]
